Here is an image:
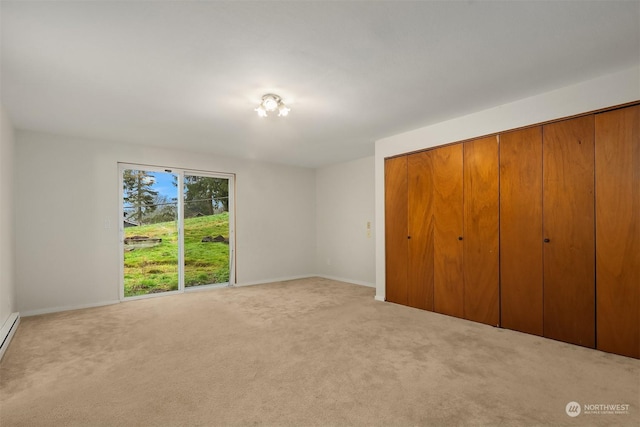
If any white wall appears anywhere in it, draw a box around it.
[0,106,16,325]
[316,156,375,286]
[374,65,640,301]
[15,131,316,315]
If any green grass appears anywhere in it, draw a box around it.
[124,212,230,297]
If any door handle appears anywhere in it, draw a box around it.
[544,238,550,243]
[458,236,463,241]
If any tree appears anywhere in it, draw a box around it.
[183,177,228,218]
[123,170,158,225]
[144,194,177,224]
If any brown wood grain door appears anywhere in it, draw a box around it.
[543,115,595,348]
[595,105,640,358]
[433,144,464,318]
[499,127,544,336]
[385,156,408,305]
[463,136,499,326]
[407,151,434,311]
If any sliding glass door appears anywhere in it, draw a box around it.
[120,164,234,299]
[121,167,180,297]
[183,173,231,287]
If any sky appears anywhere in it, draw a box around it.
[148,171,178,199]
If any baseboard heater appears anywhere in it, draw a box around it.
[0,312,20,361]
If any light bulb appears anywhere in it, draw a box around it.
[278,105,290,117]
[263,97,278,111]
[255,106,267,117]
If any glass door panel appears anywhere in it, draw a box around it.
[122,168,179,297]
[183,174,231,287]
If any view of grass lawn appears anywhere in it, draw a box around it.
[124,212,230,297]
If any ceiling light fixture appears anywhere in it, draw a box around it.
[255,94,290,117]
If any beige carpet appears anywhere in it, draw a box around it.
[1,277,638,426]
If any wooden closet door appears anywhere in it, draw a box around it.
[433,144,464,318]
[385,156,408,305]
[463,136,499,326]
[499,127,544,336]
[407,152,434,310]
[543,115,595,348]
[595,105,640,358]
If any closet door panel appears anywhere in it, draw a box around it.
[463,136,499,326]
[499,127,544,336]
[407,152,434,311]
[433,144,464,318]
[595,105,640,358]
[543,116,595,348]
[385,156,408,305]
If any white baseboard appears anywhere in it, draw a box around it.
[236,275,376,289]
[21,300,120,317]
[234,275,316,287]
[374,295,385,302]
[17,276,376,317]
[0,312,20,361]
[316,274,375,288]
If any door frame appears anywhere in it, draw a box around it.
[118,162,236,301]
[182,169,236,292]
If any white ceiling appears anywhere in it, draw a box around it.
[1,1,638,168]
